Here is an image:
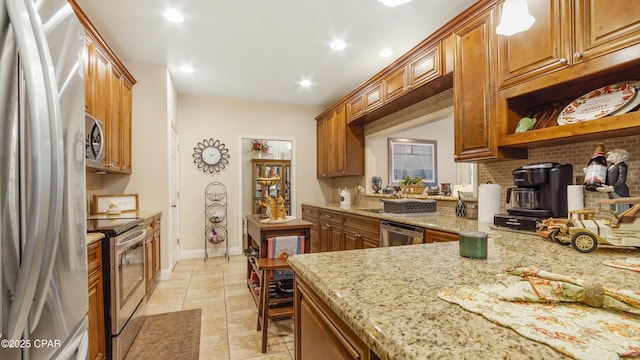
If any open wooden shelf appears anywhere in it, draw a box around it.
[499,109,640,149]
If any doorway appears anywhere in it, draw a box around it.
[237,136,295,237]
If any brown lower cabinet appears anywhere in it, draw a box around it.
[295,276,380,360]
[301,205,320,253]
[425,228,458,243]
[87,240,106,360]
[144,213,162,295]
[318,209,343,252]
[342,213,379,250]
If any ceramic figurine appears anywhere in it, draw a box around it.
[596,148,631,214]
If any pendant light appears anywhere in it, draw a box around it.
[378,0,411,7]
[496,0,535,36]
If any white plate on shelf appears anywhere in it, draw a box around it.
[609,81,640,117]
[557,82,636,125]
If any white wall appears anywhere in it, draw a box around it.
[365,109,456,190]
[103,61,174,272]
[178,94,324,258]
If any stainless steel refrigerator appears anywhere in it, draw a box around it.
[1,0,88,358]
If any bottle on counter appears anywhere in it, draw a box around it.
[584,141,607,191]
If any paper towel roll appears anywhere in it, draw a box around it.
[567,185,584,218]
[478,183,502,224]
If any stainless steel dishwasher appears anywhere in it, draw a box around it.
[380,220,424,247]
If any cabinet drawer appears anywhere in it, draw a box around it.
[87,240,102,275]
[342,214,379,236]
[318,209,342,225]
[301,205,319,219]
[425,229,458,243]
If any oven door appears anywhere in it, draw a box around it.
[110,224,147,334]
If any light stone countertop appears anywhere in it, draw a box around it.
[292,203,640,359]
[303,202,479,234]
[86,232,105,245]
[87,209,162,221]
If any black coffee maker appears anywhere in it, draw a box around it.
[495,162,573,231]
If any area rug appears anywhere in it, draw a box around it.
[125,309,201,360]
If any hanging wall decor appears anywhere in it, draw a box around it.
[193,138,230,174]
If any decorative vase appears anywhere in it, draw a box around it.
[441,183,452,196]
[372,176,382,194]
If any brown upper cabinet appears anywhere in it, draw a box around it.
[316,105,364,178]
[70,0,136,174]
[452,7,500,161]
[315,0,640,166]
[495,0,640,151]
[408,45,441,89]
[498,0,640,89]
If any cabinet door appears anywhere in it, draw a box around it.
[346,94,364,123]
[144,234,154,292]
[383,66,407,103]
[408,46,440,90]
[302,206,319,253]
[363,82,383,112]
[93,48,109,124]
[318,222,332,253]
[573,0,640,64]
[296,278,372,360]
[497,0,572,88]
[361,235,379,249]
[453,8,498,161]
[87,269,106,360]
[84,36,95,115]
[120,79,133,173]
[329,226,343,252]
[87,241,105,360]
[316,116,329,177]
[333,106,347,176]
[342,230,360,251]
[153,231,161,280]
[105,67,122,170]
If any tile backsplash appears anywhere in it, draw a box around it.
[478,135,639,213]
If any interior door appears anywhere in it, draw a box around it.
[170,125,179,266]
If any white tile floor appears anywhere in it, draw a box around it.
[139,255,294,360]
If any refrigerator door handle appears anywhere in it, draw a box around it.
[24,0,66,330]
[4,0,53,340]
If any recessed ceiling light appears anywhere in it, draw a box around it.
[180,65,194,73]
[163,9,184,23]
[299,79,312,87]
[378,48,393,58]
[330,39,346,50]
[378,0,412,7]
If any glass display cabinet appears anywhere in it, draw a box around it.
[251,159,291,215]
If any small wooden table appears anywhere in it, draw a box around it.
[245,214,311,352]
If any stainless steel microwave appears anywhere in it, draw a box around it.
[85,114,104,168]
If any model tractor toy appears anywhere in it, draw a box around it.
[537,202,640,253]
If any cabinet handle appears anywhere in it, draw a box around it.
[559,57,568,64]
[326,224,332,229]
[573,51,583,60]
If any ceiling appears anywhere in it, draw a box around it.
[74,0,477,108]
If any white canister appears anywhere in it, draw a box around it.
[340,188,352,206]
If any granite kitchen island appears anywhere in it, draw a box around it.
[288,228,640,359]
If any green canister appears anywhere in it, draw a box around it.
[459,230,488,259]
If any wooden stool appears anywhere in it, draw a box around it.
[255,258,294,353]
